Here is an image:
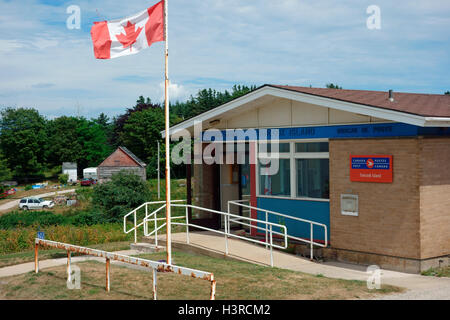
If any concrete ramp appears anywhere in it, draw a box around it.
[143,231,450,299]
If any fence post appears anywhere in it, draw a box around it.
[225,214,229,255]
[145,204,148,236]
[269,225,274,267]
[265,211,268,249]
[210,276,216,301]
[310,224,314,261]
[34,243,39,273]
[106,258,110,292]
[134,211,137,244]
[185,205,190,244]
[67,251,71,282]
[152,268,157,300]
[154,208,158,247]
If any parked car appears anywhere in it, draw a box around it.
[80,178,95,186]
[19,197,55,210]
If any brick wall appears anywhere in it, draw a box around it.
[419,137,450,259]
[329,138,421,259]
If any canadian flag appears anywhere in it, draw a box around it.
[90,1,164,59]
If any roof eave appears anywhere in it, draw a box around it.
[161,85,450,137]
[423,117,450,127]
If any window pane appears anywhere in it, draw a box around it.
[296,159,329,199]
[259,159,291,196]
[259,143,290,153]
[295,142,329,153]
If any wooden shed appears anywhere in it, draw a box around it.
[97,146,147,182]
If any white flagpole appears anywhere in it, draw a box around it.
[164,0,172,265]
[157,141,160,199]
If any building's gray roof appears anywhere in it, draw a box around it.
[62,162,77,170]
[119,146,147,168]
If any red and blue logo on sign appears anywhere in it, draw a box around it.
[350,155,393,183]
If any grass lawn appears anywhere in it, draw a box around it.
[0,251,402,300]
[148,178,188,202]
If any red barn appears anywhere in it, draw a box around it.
[97,146,147,182]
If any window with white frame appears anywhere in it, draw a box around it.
[258,143,291,196]
[258,141,330,200]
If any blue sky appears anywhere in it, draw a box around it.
[0,0,449,119]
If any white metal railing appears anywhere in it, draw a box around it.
[124,200,288,267]
[123,200,186,243]
[124,199,327,266]
[144,203,288,267]
[228,200,328,260]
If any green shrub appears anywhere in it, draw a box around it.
[76,187,94,202]
[24,185,33,191]
[58,173,69,185]
[68,210,107,226]
[92,171,151,222]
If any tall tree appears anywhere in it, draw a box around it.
[46,116,83,166]
[76,118,112,169]
[326,83,343,89]
[119,105,166,172]
[110,96,157,148]
[0,153,12,182]
[170,84,257,122]
[93,112,110,128]
[93,112,114,150]
[0,108,48,179]
[47,116,112,170]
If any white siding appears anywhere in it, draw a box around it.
[329,109,370,124]
[258,98,291,127]
[63,169,77,182]
[227,109,258,129]
[209,97,390,131]
[292,100,328,125]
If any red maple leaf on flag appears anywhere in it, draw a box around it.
[116,21,143,52]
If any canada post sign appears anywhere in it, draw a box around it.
[350,155,393,183]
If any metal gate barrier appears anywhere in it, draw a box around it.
[34,238,216,300]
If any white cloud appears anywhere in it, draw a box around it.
[0,0,448,119]
[159,81,189,103]
[0,39,25,53]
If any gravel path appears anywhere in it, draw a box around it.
[0,189,76,212]
[374,284,450,300]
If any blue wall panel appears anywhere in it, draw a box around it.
[256,197,330,242]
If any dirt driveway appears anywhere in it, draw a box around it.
[0,189,76,213]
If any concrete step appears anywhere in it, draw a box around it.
[130,242,164,253]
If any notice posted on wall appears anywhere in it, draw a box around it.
[350,155,393,183]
